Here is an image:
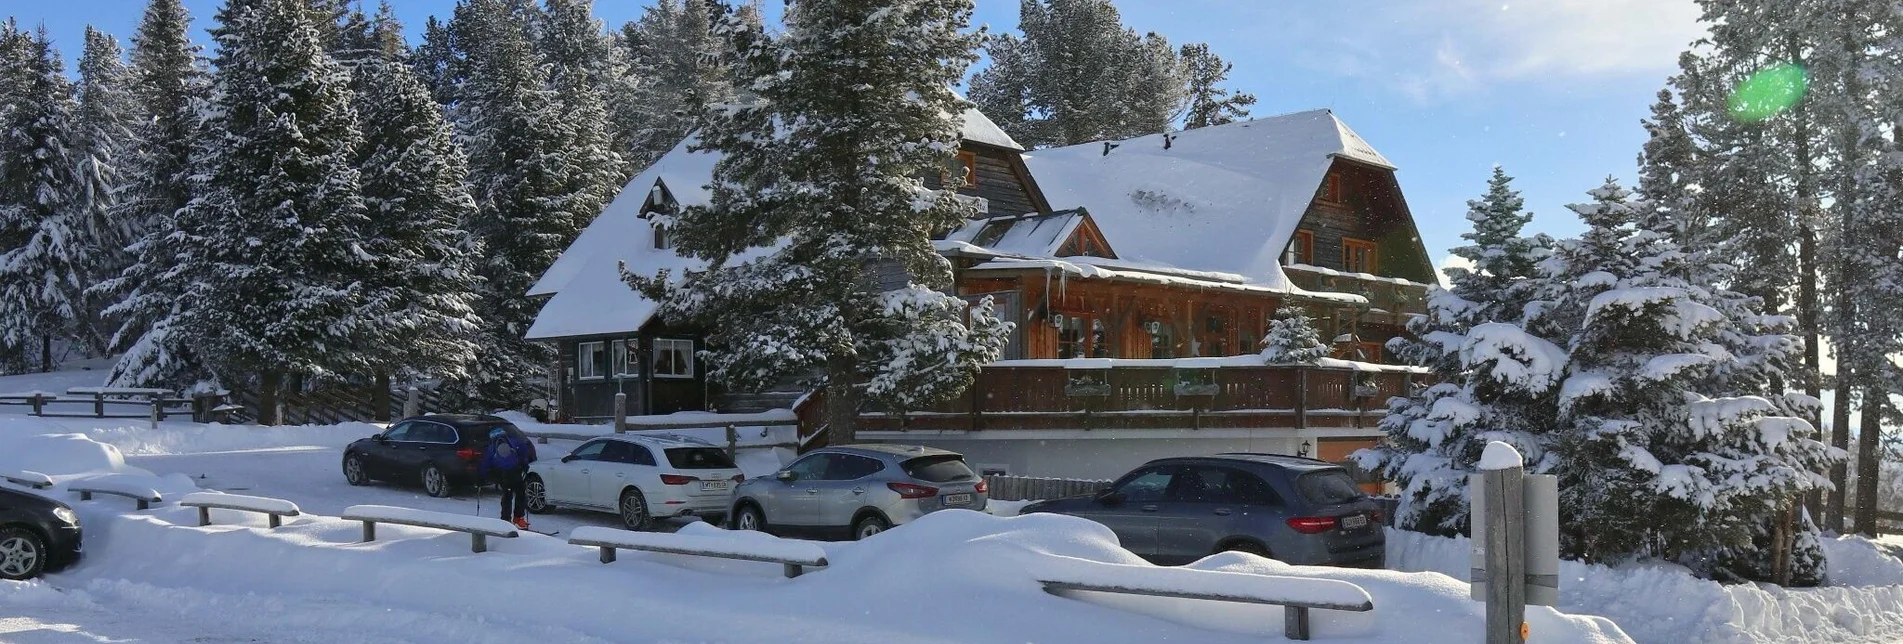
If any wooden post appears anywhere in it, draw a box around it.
[471,533,487,553]
[1283,606,1310,641]
[1482,445,1528,644]
[725,424,739,463]
[1295,368,1308,429]
[361,521,376,542]
[613,393,628,434]
[784,563,804,578]
[93,392,105,418]
[79,491,92,501]
[151,398,162,430]
[600,546,617,564]
[268,513,282,529]
[30,393,44,416]
[197,507,211,526]
[403,386,421,419]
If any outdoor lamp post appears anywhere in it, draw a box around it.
[1298,440,1312,458]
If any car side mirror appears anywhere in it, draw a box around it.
[1094,489,1124,505]
[560,454,575,463]
[373,435,389,444]
[776,470,798,483]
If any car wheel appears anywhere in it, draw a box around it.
[733,503,765,532]
[1220,540,1271,558]
[0,527,47,581]
[851,514,890,541]
[343,453,369,486]
[422,464,451,498]
[619,488,651,531]
[525,476,551,514]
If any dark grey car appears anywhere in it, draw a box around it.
[1022,454,1385,567]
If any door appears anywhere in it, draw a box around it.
[769,453,835,527]
[809,454,884,528]
[548,440,608,505]
[592,441,656,507]
[1074,465,1176,557]
[1153,466,1278,564]
[407,421,460,476]
[363,422,416,478]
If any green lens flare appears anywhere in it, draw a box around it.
[1728,64,1808,123]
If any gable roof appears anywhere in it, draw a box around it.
[1021,109,1394,289]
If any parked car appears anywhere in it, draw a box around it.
[341,414,532,498]
[729,444,988,540]
[0,486,83,580]
[1022,454,1385,567]
[523,434,744,530]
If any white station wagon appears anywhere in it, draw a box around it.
[524,434,744,530]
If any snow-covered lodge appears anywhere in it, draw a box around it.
[524,108,1434,479]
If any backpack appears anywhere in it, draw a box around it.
[488,435,523,471]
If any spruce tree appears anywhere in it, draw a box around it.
[619,0,736,169]
[69,27,140,355]
[627,0,1009,445]
[1260,304,1326,365]
[0,29,82,373]
[412,16,459,104]
[969,0,1195,147]
[540,0,638,180]
[1179,42,1254,130]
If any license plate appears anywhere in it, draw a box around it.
[943,493,972,505]
[1341,514,1369,530]
[700,481,730,492]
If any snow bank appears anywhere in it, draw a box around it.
[0,413,368,457]
[1386,528,1903,643]
[1821,535,1903,587]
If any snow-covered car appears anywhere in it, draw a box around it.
[524,435,744,530]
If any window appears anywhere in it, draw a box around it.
[652,223,669,249]
[652,338,694,378]
[945,150,978,187]
[826,454,886,480]
[1343,238,1378,274]
[1112,466,1177,503]
[901,455,977,483]
[577,341,607,380]
[610,340,630,377]
[1055,313,1098,359]
[413,422,457,444]
[382,421,415,442]
[1297,470,1368,504]
[568,440,609,461]
[1288,230,1315,266]
[1320,172,1344,203]
[665,448,737,469]
[1168,467,1283,505]
[784,454,833,480]
[602,441,655,466]
[1148,319,1175,359]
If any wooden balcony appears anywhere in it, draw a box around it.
[857,361,1422,433]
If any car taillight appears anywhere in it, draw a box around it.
[659,474,698,485]
[455,448,481,461]
[1286,516,1339,534]
[888,482,938,499]
[1370,510,1384,525]
[974,479,988,494]
[731,474,745,482]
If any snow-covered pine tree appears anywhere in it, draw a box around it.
[412,16,459,104]
[540,0,639,181]
[0,28,82,373]
[1260,304,1326,365]
[619,0,736,169]
[1178,42,1254,130]
[1538,180,1835,575]
[1841,0,1903,537]
[349,45,485,410]
[968,0,1196,147]
[68,27,140,356]
[1357,167,1562,536]
[176,0,376,423]
[98,0,209,382]
[627,0,1008,445]
[448,0,605,410]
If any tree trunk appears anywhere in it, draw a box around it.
[39,335,51,373]
[259,369,283,426]
[1798,220,1824,520]
[1854,383,1883,537]
[1828,369,1853,533]
[824,352,859,447]
[372,373,392,422]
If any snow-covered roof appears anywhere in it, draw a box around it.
[1022,109,1393,288]
[958,105,1022,151]
[941,210,1086,258]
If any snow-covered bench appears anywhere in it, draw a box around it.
[68,476,165,510]
[180,492,301,528]
[0,469,53,490]
[1033,562,1374,641]
[568,526,830,578]
[341,504,519,553]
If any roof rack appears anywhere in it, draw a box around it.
[1213,452,1336,464]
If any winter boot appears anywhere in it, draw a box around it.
[514,517,530,530]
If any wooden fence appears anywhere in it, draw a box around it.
[0,387,224,423]
[983,475,1113,501]
[227,383,463,425]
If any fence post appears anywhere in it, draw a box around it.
[725,424,738,463]
[30,393,44,417]
[613,393,628,434]
[403,387,421,419]
[150,398,161,430]
[93,392,105,418]
[1476,442,1527,644]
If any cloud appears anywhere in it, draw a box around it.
[1289,0,1705,103]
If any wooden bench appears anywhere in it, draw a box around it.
[568,526,830,578]
[180,492,301,528]
[0,469,53,490]
[341,504,518,553]
[68,477,165,510]
[1034,565,1374,641]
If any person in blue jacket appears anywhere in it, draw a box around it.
[478,427,537,529]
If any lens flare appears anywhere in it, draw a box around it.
[1728,64,1808,123]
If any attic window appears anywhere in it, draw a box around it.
[1320,172,1344,203]
[653,224,670,250]
[945,150,978,188]
[1343,238,1378,274]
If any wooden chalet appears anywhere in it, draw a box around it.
[526,107,1436,480]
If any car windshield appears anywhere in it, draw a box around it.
[664,447,735,469]
[901,455,976,482]
[1296,470,1366,505]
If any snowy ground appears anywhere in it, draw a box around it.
[0,412,1634,644]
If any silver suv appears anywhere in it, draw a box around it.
[729,445,988,540]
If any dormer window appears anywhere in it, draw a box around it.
[653,223,670,250]
[945,150,978,188]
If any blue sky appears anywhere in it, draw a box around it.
[19,0,1707,266]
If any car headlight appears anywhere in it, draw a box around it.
[52,506,78,525]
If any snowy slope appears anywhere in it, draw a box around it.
[1,414,1633,644]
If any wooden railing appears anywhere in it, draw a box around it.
[859,364,1420,432]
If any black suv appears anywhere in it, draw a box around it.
[0,486,83,580]
[1023,454,1385,567]
[342,415,532,498]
